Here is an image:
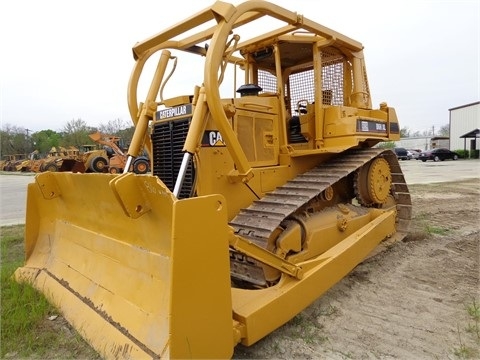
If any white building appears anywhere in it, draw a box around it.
[395,137,431,151]
[395,136,449,151]
[449,101,480,154]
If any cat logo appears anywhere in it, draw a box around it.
[202,130,226,147]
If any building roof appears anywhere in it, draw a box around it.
[448,101,480,112]
[460,128,480,138]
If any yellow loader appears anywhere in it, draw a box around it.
[15,1,411,358]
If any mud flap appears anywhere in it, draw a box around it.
[15,172,234,359]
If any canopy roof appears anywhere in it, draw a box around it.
[460,128,480,138]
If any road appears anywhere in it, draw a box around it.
[398,157,480,184]
[0,173,35,227]
[0,158,479,227]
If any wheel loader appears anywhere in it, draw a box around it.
[15,1,412,359]
[88,131,150,174]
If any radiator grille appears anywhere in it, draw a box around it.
[151,119,194,198]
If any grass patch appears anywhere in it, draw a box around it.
[424,224,449,236]
[465,299,480,341]
[454,343,477,359]
[1,225,55,357]
[0,225,99,359]
[284,305,337,345]
[452,299,480,359]
[288,313,326,345]
[410,212,450,239]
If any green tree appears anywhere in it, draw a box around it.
[116,126,135,150]
[31,130,61,154]
[60,119,97,148]
[0,124,31,156]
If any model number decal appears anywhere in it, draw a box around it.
[202,131,226,147]
[357,119,399,134]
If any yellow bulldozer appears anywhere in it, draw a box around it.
[15,1,411,359]
[35,146,82,172]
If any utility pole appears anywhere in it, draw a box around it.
[25,128,32,153]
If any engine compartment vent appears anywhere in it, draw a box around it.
[151,119,195,198]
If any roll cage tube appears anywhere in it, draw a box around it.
[203,1,300,179]
[127,1,365,178]
[127,1,301,181]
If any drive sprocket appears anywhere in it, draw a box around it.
[355,157,392,206]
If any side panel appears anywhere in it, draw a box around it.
[234,95,280,167]
[323,106,400,147]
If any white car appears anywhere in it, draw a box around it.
[407,149,421,160]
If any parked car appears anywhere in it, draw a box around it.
[418,148,460,162]
[407,149,422,160]
[393,147,410,160]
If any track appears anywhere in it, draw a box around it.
[229,148,412,285]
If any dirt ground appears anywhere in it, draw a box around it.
[8,178,479,359]
[234,178,480,359]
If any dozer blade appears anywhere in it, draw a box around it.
[15,172,234,359]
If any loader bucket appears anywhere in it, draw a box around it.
[59,159,86,173]
[89,131,103,142]
[15,172,234,359]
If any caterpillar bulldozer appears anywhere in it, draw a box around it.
[15,1,412,359]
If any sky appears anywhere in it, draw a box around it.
[1,0,479,135]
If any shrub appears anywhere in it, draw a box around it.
[454,150,468,159]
